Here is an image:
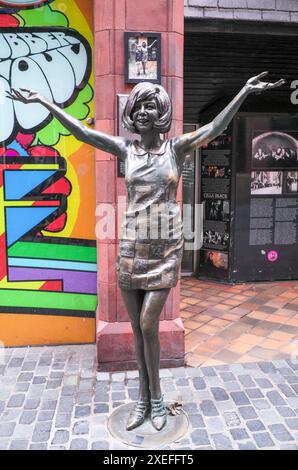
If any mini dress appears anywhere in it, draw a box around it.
[116,139,184,290]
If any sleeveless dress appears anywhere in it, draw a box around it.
[116,139,184,291]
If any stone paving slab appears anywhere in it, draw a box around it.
[0,345,298,450]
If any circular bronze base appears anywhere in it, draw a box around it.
[107,402,189,448]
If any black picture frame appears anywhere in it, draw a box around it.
[125,32,161,84]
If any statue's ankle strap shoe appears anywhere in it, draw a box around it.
[126,400,149,431]
[150,397,167,431]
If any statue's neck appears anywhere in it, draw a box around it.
[139,131,163,151]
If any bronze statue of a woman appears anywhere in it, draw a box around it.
[8,71,284,432]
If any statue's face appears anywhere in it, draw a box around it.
[132,99,159,133]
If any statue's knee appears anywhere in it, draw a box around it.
[140,319,156,338]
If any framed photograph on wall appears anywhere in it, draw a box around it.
[125,32,161,84]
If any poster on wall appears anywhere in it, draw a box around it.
[199,125,233,279]
[251,171,283,195]
[252,131,298,169]
[125,32,161,84]
[232,114,298,282]
[0,0,97,345]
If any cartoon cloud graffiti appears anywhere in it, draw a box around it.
[0,28,91,144]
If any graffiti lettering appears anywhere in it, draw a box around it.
[0,28,92,144]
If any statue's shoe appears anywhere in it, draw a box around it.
[126,401,150,431]
[150,397,167,431]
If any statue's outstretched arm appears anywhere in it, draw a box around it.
[172,72,285,159]
[6,88,129,160]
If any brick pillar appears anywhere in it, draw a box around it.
[94,0,185,371]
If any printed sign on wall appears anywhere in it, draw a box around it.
[233,114,298,282]
[199,126,233,280]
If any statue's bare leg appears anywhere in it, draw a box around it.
[120,288,149,401]
[120,288,151,431]
[140,288,171,430]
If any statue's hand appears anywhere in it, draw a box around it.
[245,71,285,94]
[6,88,43,104]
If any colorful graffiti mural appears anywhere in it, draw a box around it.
[0,0,97,345]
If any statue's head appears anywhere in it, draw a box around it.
[122,82,172,135]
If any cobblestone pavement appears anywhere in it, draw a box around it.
[181,278,298,367]
[0,345,298,450]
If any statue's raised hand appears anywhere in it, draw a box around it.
[245,71,285,94]
[6,88,44,104]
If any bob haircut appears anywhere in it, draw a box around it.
[122,82,172,134]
